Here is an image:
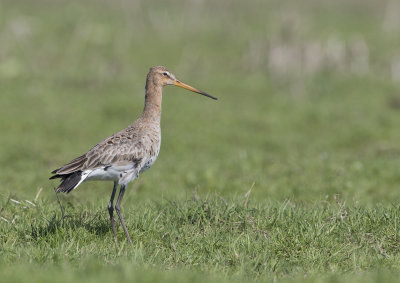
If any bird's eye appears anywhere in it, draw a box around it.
[162,72,168,77]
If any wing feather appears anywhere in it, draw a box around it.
[51,154,87,175]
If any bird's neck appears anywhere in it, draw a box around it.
[140,79,162,124]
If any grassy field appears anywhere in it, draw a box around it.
[2,0,400,281]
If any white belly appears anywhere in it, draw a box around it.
[84,163,137,185]
[86,167,122,181]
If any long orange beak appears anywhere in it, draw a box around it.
[174,80,217,100]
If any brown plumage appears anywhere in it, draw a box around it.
[50,66,217,243]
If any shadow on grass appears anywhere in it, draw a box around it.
[29,210,112,241]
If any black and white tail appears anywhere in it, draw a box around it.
[50,154,88,193]
[50,171,83,194]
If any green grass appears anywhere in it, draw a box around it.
[3,195,400,282]
[2,0,400,281]
[2,196,400,282]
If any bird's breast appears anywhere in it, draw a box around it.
[139,134,161,173]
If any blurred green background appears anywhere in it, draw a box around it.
[2,0,400,281]
[1,0,400,204]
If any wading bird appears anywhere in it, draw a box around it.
[50,66,217,243]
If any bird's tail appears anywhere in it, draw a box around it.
[50,171,84,194]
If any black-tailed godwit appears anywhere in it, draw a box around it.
[50,66,217,243]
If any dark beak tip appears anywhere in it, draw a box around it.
[201,92,218,100]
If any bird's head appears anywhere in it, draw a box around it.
[147,66,217,100]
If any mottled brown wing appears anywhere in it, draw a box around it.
[51,121,159,176]
[82,135,147,170]
[52,126,139,173]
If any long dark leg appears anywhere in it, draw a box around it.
[108,181,118,240]
[115,184,132,244]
